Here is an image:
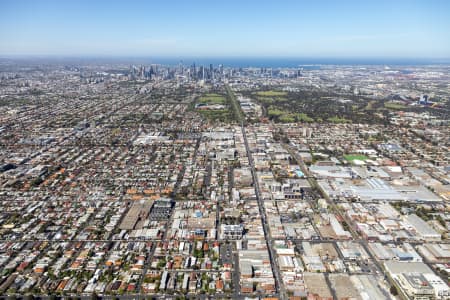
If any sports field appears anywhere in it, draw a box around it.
[344,154,368,161]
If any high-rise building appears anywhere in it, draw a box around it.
[210,64,214,81]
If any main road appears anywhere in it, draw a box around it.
[241,122,286,299]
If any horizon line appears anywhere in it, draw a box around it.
[2,54,450,59]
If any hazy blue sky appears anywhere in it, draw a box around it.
[1,0,449,58]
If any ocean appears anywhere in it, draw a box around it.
[143,57,450,68]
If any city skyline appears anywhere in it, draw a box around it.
[1,0,450,58]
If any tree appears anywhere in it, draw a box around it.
[390,285,398,296]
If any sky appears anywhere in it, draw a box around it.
[0,0,449,58]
